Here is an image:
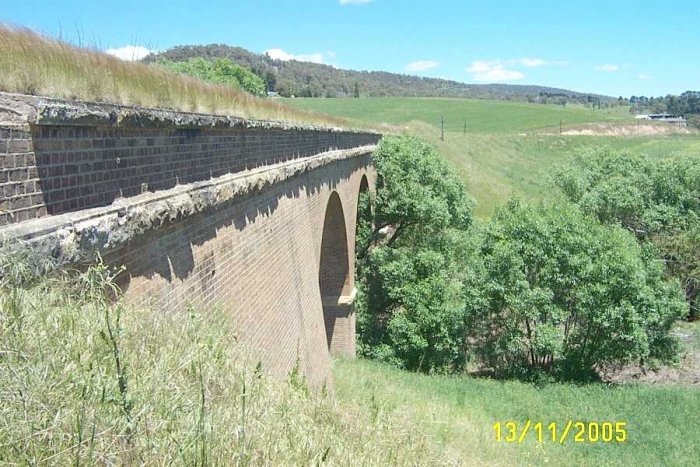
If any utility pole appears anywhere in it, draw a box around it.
[559,119,563,135]
[441,115,444,141]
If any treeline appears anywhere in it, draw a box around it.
[356,136,697,381]
[144,44,615,105]
[630,91,700,127]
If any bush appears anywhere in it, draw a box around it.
[469,200,687,380]
[554,148,700,319]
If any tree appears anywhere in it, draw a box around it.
[355,136,477,373]
[553,148,700,319]
[470,200,686,380]
[158,58,266,97]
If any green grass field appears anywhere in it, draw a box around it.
[334,358,700,466]
[286,97,630,134]
[286,97,700,218]
[429,130,700,217]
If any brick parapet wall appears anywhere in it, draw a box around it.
[0,126,38,223]
[0,92,379,226]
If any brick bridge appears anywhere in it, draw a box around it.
[0,93,379,388]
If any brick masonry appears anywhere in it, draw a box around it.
[0,93,379,387]
[107,155,375,388]
[0,123,377,226]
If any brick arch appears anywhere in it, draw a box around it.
[319,191,355,355]
[358,174,370,198]
[358,174,371,217]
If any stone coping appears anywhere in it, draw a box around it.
[0,144,375,266]
[0,91,378,134]
[321,288,358,306]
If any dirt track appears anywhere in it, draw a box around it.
[601,326,700,386]
[558,122,695,136]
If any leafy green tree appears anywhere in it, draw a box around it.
[355,136,477,373]
[159,58,266,96]
[554,148,700,319]
[470,200,686,380]
[361,135,473,253]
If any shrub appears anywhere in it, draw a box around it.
[469,200,687,380]
[554,148,700,319]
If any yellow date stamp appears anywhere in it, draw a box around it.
[493,421,627,444]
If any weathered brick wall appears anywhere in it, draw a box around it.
[107,156,375,388]
[0,126,38,223]
[0,93,378,386]
[0,123,377,226]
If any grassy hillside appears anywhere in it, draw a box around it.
[147,44,616,103]
[427,129,700,217]
[334,358,700,466]
[286,97,700,218]
[285,97,630,134]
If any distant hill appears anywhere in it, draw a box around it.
[144,44,615,104]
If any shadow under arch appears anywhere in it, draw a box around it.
[355,174,373,259]
[319,191,355,355]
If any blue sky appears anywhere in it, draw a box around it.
[2,0,698,97]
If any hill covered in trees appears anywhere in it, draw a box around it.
[631,91,700,127]
[144,44,615,105]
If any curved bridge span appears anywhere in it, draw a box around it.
[0,93,379,387]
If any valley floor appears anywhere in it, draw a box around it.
[334,355,700,466]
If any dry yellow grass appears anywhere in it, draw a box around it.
[0,25,349,127]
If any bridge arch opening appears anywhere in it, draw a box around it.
[355,175,372,260]
[319,191,353,355]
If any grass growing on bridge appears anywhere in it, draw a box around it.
[0,26,348,127]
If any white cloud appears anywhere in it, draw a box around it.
[339,0,373,4]
[594,64,619,72]
[466,60,524,82]
[265,48,329,64]
[405,60,439,72]
[106,45,153,61]
[517,58,547,68]
[638,73,652,80]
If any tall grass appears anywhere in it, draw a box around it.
[335,358,700,466]
[0,26,348,126]
[0,253,448,465]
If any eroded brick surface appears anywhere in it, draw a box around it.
[107,156,375,387]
